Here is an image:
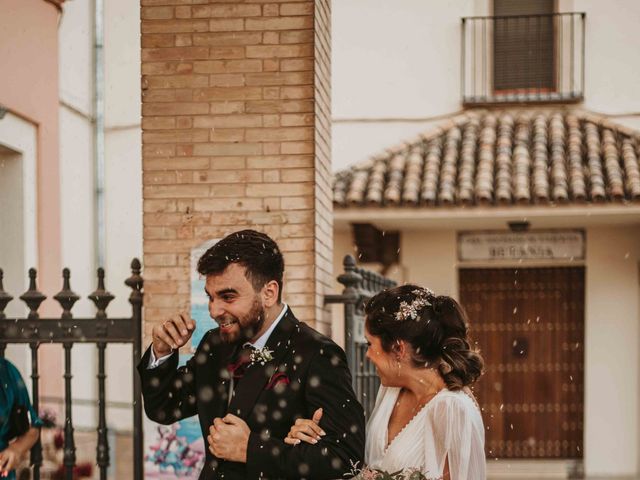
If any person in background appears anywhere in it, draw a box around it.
[0,358,42,479]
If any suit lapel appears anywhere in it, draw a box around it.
[200,333,237,420]
[226,309,298,419]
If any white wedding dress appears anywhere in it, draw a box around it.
[365,386,486,480]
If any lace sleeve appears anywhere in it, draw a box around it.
[427,392,486,480]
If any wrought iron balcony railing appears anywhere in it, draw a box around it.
[461,12,585,106]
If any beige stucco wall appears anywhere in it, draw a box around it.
[584,226,640,476]
[104,0,144,305]
[103,0,142,433]
[401,229,457,297]
[56,0,142,432]
[58,0,143,314]
[578,0,640,117]
[58,0,95,298]
[331,0,477,171]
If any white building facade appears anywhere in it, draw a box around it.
[331,1,640,478]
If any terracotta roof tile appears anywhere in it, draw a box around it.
[333,109,640,208]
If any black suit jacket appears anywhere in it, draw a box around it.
[138,308,365,479]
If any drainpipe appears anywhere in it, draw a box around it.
[94,0,105,268]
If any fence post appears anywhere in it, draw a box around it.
[20,269,46,479]
[88,268,114,480]
[126,258,144,480]
[0,269,11,357]
[336,255,362,381]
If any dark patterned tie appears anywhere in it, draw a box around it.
[226,344,255,384]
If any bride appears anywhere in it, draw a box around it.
[285,285,486,479]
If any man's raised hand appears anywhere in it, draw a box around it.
[151,312,196,357]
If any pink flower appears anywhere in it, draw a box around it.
[360,468,379,480]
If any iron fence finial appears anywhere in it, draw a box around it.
[54,268,80,320]
[0,269,12,320]
[338,255,362,287]
[336,255,363,306]
[126,258,144,304]
[89,268,115,321]
[20,268,47,320]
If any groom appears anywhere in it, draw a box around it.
[138,230,365,479]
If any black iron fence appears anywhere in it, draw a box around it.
[0,260,143,480]
[461,12,585,105]
[325,255,396,417]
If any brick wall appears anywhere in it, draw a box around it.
[141,0,333,341]
[312,0,332,331]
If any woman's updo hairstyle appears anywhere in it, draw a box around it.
[364,284,484,391]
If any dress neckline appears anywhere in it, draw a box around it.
[383,387,445,454]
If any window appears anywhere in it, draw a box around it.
[493,0,555,93]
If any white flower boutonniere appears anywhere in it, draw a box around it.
[250,347,274,366]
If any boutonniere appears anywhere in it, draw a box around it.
[250,347,274,366]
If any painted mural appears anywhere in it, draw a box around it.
[144,239,219,478]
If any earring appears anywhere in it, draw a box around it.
[396,360,401,377]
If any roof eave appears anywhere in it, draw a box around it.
[333,203,640,231]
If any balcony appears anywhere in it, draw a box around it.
[461,12,585,106]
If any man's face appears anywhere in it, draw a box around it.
[204,263,265,344]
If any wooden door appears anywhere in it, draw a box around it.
[459,267,584,459]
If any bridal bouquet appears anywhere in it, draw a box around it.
[348,463,441,480]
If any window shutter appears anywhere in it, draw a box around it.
[493,0,555,92]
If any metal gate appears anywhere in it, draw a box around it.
[0,260,144,480]
[325,255,396,417]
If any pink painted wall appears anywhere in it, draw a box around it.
[0,0,62,309]
[0,0,63,399]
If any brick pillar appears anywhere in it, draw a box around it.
[141,0,333,341]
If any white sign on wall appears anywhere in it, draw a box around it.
[458,230,585,262]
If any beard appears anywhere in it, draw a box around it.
[217,297,265,344]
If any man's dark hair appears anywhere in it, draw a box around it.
[197,229,285,301]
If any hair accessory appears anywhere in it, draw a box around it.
[394,288,434,321]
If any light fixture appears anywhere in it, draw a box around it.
[507,220,530,232]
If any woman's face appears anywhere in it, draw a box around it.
[364,323,398,386]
